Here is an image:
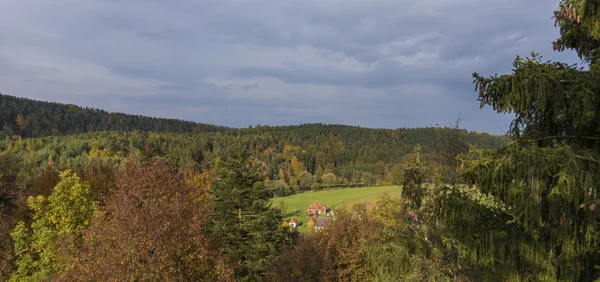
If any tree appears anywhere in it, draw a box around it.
[277,200,288,216]
[266,210,376,282]
[15,114,25,137]
[433,114,468,186]
[401,145,428,210]
[321,172,337,188]
[364,194,453,281]
[61,160,232,281]
[10,170,96,281]
[0,153,19,213]
[297,170,317,190]
[388,164,403,185]
[29,157,60,197]
[373,161,385,176]
[0,153,21,280]
[438,1,600,280]
[290,156,306,176]
[79,158,116,205]
[207,142,295,281]
[266,179,291,197]
[278,168,287,181]
[310,183,320,191]
[265,235,327,282]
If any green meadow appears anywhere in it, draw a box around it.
[273,185,402,232]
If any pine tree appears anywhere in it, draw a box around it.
[207,141,295,281]
[402,145,428,211]
[438,1,600,280]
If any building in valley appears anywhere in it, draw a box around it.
[306,201,328,216]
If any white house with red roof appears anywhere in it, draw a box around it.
[306,201,328,216]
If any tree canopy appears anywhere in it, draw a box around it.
[439,1,600,280]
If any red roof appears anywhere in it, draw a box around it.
[365,203,376,212]
[290,218,299,224]
[307,201,328,211]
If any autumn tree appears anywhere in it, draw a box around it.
[10,170,96,281]
[267,210,376,282]
[290,155,306,176]
[62,160,233,281]
[438,1,600,280]
[15,114,25,137]
[78,158,116,205]
[29,157,60,197]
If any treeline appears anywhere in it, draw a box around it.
[0,124,507,197]
[0,93,508,195]
[0,93,230,137]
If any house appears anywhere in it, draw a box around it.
[307,216,318,228]
[307,201,328,216]
[289,218,299,228]
[365,202,376,213]
[314,218,329,232]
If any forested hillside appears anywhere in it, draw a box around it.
[0,125,507,193]
[0,93,230,137]
[0,93,508,194]
[2,0,600,281]
[0,99,510,280]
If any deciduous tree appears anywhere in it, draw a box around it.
[10,170,96,281]
[61,160,232,281]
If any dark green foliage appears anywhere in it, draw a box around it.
[402,145,429,210]
[552,0,600,67]
[0,126,508,194]
[207,142,297,281]
[0,153,19,212]
[438,2,600,280]
[0,93,230,138]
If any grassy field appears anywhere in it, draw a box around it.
[273,185,402,232]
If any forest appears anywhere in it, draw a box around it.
[0,95,510,281]
[2,0,600,281]
[0,95,507,195]
[0,93,230,138]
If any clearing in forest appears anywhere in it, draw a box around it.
[273,185,402,232]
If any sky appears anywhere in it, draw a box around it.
[0,0,582,134]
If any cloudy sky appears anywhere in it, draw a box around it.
[0,0,580,133]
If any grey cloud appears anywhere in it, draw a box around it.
[0,0,581,133]
[243,83,259,90]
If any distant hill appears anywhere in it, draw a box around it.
[0,93,511,198]
[0,93,231,137]
[0,94,510,157]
